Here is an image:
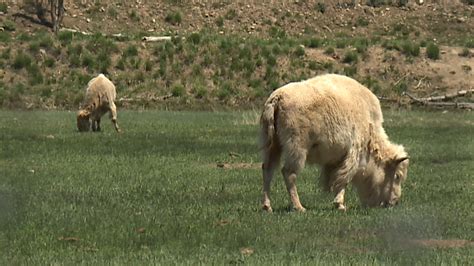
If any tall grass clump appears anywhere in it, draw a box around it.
[12,52,32,69]
[426,42,440,60]
[165,11,182,25]
[342,50,358,64]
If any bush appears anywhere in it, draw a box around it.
[188,33,201,45]
[458,48,470,57]
[58,31,73,45]
[0,3,7,13]
[13,52,32,69]
[306,38,322,48]
[294,46,305,57]
[165,11,182,25]
[2,20,15,31]
[315,2,326,13]
[462,0,474,5]
[145,60,153,72]
[171,84,185,97]
[44,57,55,68]
[324,47,335,55]
[342,50,358,64]
[27,63,43,85]
[215,16,224,27]
[224,9,237,20]
[81,52,95,69]
[426,43,440,60]
[0,32,10,43]
[129,10,140,21]
[123,45,139,57]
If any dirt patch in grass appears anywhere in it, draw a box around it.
[216,162,260,169]
[410,239,474,249]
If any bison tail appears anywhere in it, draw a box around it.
[260,94,281,151]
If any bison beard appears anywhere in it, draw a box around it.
[260,74,409,212]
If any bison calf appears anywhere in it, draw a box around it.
[77,74,120,133]
[260,74,409,212]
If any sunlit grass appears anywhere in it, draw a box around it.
[0,110,472,264]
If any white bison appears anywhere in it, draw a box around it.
[77,74,120,132]
[260,74,409,212]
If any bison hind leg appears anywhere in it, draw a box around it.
[261,144,281,212]
[281,146,307,212]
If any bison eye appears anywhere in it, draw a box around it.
[394,174,401,181]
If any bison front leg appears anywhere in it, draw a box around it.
[333,188,347,211]
[328,154,357,211]
[109,103,120,133]
[282,152,307,212]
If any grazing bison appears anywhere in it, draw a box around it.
[77,74,120,133]
[260,74,409,212]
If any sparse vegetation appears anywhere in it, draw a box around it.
[165,11,182,25]
[426,42,440,60]
[343,50,358,64]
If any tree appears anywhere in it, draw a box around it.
[25,0,65,34]
[50,0,65,33]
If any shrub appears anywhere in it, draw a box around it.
[108,7,118,18]
[81,52,95,69]
[294,46,305,57]
[38,35,54,49]
[58,31,73,45]
[324,46,335,55]
[426,43,440,60]
[96,52,111,73]
[394,81,408,94]
[188,32,201,45]
[165,11,182,25]
[343,66,357,77]
[171,84,185,97]
[67,44,83,56]
[87,34,119,54]
[13,52,32,69]
[366,0,386,7]
[193,85,207,99]
[27,63,43,85]
[145,60,153,72]
[216,16,224,27]
[115,58,126,70]
[306,38,322,48]
[0,3,7,13]
[28,42,40,54]
[315,2,326,13]
[269,26,286,39]
[129,10,140,21]
[459,48,470,57]
[356,17,369,27]
[401,40,420,57]
[44,57,55,68]
[354,39,368,54]
[1,48,11,59]
[342,50,358,64]
[2,20,15,31]
[224,9,237,20]
[462,0,474,4]
[123,45,139,57]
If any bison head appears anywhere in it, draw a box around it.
[356,151,409,208]
[77,110,91,132]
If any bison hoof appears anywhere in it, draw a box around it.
[334,203,347,212]
[291,206,306,212]
[262,205,273,213]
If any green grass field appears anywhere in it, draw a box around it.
[0,110,473,264]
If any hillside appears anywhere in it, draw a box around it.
[0,0,473,110]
